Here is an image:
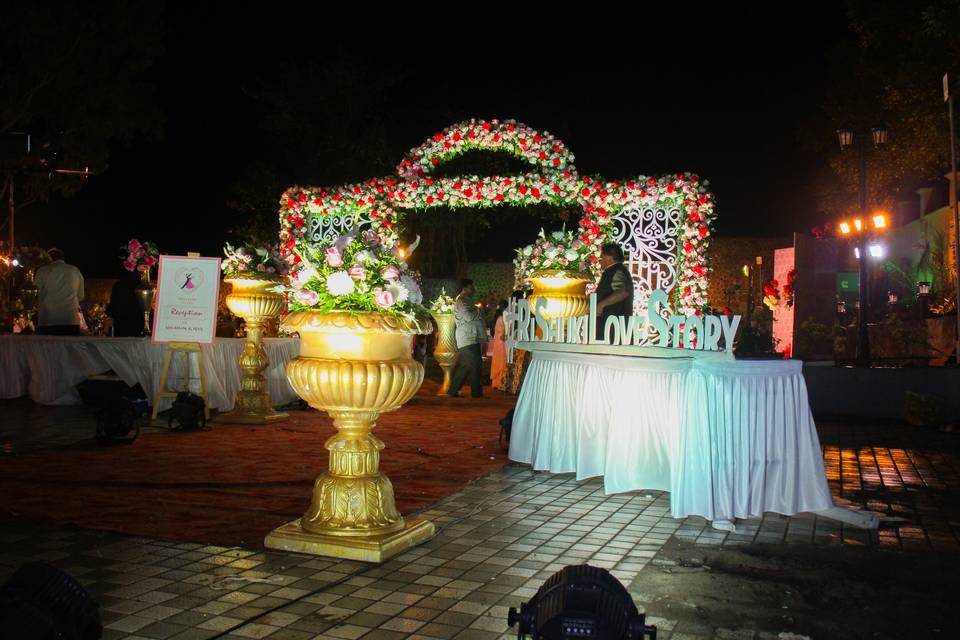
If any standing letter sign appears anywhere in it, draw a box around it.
[152,255,221,344]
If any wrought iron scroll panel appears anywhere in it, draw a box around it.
[610,206,680,342]
[308,213,372,245]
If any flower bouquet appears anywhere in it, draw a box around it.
[514,228,594,288]
[121,239,159,273]
[281,231,427,318]
[429,288,456,314]
[222,243,288,279]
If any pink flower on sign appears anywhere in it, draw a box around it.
[348,265,366,280]
[373,287,395,308]
[382,265,400,280]
[325,247,343,267]
[294,289,320,305]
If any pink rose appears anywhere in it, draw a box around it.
[128,239,142,253]
[294,289,320,305]
[325,247,343,267]
[144,256,157,266]
[382,265,400,280]
[266,266,276,274]
[348,265,366,280]
[137,264,148,272]
[123,259,136,272]
[373,287,395,308]
[256,263,266,272]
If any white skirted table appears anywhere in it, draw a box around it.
[509,348,873,529]
[0,335,300,412]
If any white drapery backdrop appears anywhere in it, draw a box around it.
[509,350,834,523]
[0,335,300,411]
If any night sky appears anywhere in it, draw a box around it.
[19,5,854,277]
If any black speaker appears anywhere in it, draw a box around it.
[0,561,102,639]
[76,376,146,445]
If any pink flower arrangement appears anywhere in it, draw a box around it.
[373,287,395,308]
[121,239,159,273]
[382,265,400,280]
[294,289,320,305]
[278,119,716,315]
[325,247,343,267]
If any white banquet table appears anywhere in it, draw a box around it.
[0,335,300,412]
[509,348,837,525]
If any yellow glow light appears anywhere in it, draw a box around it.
[839,221,851,235]
[398,247,407,258]
[853,218,863,232]
[872,213,887,229]
[742,265,750,277]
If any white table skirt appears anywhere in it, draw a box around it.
[0,335,301,412]
[509,350,834,522]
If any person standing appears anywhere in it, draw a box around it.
[448,279,485,398]
[36,248,85,336]
[594,243,633,340]
[490,300,508,390]
[107,268,144,337]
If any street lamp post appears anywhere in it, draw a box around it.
[837,126,888,367]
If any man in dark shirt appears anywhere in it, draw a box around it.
[595,243,633,340]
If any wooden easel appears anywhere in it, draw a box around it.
[151,341,210,420]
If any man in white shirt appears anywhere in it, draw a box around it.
[35,248,85,336]
[448,279,486,398]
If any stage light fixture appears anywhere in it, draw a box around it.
[868,243,884,258]
[854,247,861,259]
[853,218,863,232]
[839,221,851,235]
[872,213,887,229]
[0,561,101,640]
[507,565,657,639]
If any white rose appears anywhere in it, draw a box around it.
[564,249,579,261]
[399,275,422,304]
[552,231,565,241]
[326,271,355,296]
[522,245,533,257]
[388,281,410,304]
[355,250,376,264]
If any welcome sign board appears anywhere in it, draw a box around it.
[151,256,221,344]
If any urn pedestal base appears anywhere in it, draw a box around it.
[265,518,435,563]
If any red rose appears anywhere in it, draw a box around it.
[648,177,657,186]
[552,184,560,193]
[684,242,694,253]
[453,132,462,141]
[698,226,708,238]
[444,141,452,149]
[538,152,546,160]
[533,134,541,142]
[431,158,439,165]
[507,123,516,131]
[298,193,307,202]
[495,194,504,201]
[433,133,443,142]
[482,122,492,130]
[582,188,591,197]
[553,158,560,166]
[689,211,700,223]
[426,196,434,204]
[531,188,541,198]
[519,185,528,194]
[667,184,675,194]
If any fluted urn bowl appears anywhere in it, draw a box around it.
[527,269,592,319]
[216,277,287,424]
[430,312,458,395]
[265,310,434,560]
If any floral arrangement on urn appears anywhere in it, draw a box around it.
[513,228,593,290]
[281,230,427,318]
[265,228,435,560]
[429,288,456,314]
[221,243,288,280]
[121,239,159,274]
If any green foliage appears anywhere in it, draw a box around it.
[795,316,834,357]
[813,0,960,217]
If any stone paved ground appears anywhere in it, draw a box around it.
[1,405,958,639]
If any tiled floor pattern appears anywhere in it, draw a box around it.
[2,404,958,638]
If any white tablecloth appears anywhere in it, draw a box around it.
[0,335,301,411]
[509,350,834,522]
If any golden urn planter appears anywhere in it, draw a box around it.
[264,310,435,562]
[216,278,288,424]
[134,269,156,336]
[431,312,458,395]
[527,269,592,320]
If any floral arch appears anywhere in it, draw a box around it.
[278,119,715,315]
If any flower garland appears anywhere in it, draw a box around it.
[783,268,796,307]
[278,119,715,315]
[763,279,782,311]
